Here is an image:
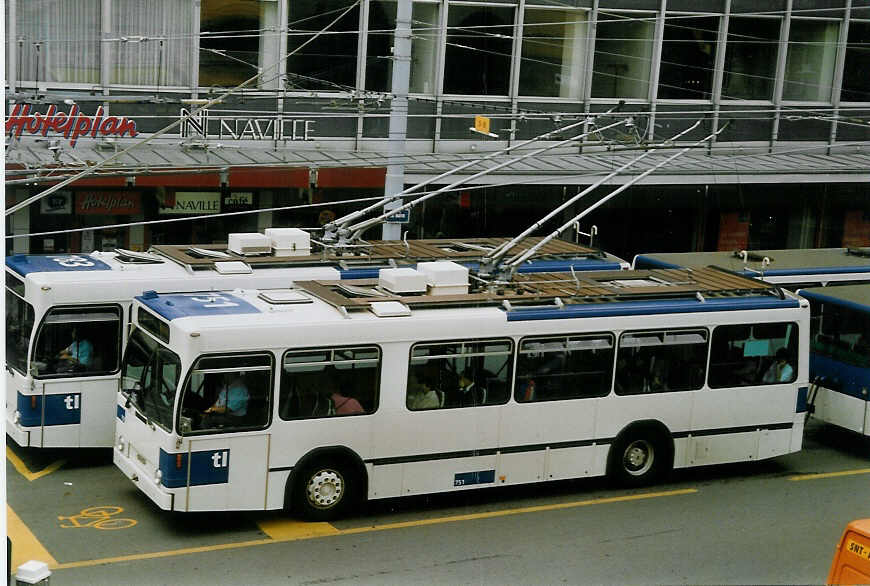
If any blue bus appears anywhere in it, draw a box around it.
[799,285,870,437]
[633,248,870,288]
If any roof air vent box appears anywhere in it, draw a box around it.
[265,227,311,256]
[378,267,427,294]
[228,233,271,256]
[416,261,469,295]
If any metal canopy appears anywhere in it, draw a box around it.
[7,140,870,186]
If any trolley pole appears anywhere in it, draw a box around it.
[382,0,413,240]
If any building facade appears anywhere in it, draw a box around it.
[5,0,870,259]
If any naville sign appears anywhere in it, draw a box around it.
[5,104,138,147]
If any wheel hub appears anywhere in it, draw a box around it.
[623,439,654,476]
[307,469,344,508]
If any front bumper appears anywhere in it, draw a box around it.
[114,446,174,510]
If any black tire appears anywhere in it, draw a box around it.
[608,427,671,488]
[291,458,356,521]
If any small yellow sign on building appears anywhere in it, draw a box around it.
[474,115,491,135]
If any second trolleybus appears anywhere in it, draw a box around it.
[799,285,870,437]
[113,263,810,518]
[6,230,623,449]
[632,248,870,287]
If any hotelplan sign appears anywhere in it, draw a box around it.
[180,109,315,141]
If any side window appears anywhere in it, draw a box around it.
[408,339,513,410]
[178,353,273,434]
[515,334,614,403]
[616,329,708,395]
[279,346,380,420]
[32,306,122,377]
[709,322,798,388]
[811,302,870,368]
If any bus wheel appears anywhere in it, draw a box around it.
[293,460,354,521]
[608,428,669,487]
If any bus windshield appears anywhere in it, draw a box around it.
[122,328,181,430]
[6,285,35,374]
[32,306,122,377]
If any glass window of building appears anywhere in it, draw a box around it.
[16,0,101,84]
[519,8,589,98]
[111,0,195,86]
[200,0,270,88]
[287,0,361,91]
[443,4,514,96]
[409,3,440,94]
[590,12,654,99]
[842,20,870,102]
[657,15,718,100]
[722,16,779,101]
[366,0,398,92]
[783,19,840,102]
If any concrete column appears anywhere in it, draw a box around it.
[382,0,413,240]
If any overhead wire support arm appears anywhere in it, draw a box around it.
[501,121,728,276]
[322,101,627,245]
[479,120,703,274]
[342,118,630,243]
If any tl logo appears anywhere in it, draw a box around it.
[64,395,81,410]
[211,450,229,468]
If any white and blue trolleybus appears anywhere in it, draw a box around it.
[113,263,810,518]
[6,232,626,449]
[798,284,870,436]
[633,248,870,287]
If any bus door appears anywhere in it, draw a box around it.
[176,352,275,511]
[182,434,271,512]
[30,306,122,448]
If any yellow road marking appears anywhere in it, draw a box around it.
[7,505,59,570]
[53,539,275,570]
[51,487,696,570]
[6,446,66,482]
[789,467,870,481]
[340,488,699,535]
[258,519,339,540]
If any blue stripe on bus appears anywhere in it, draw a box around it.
[799,289,870,313]
[632,255,682,270]
[761,266,870,276]
[809,354,870,401]
[16,392,81,427]
[515,260,623,273]
[117,405,126,422]
[506,296,800,321]
[796,386,809,413]
[454,470,495,487]
[159,448,231,488]
[16,393,41,427]
[337,259,623,280]
[338,267,393,279]
[136,292,262,320]
[5,254,112,275]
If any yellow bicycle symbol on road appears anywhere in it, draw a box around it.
[58,506,137,530]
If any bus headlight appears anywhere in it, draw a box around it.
[13,411,20,425]
[153,468,163,485]
[117,435,125,452]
